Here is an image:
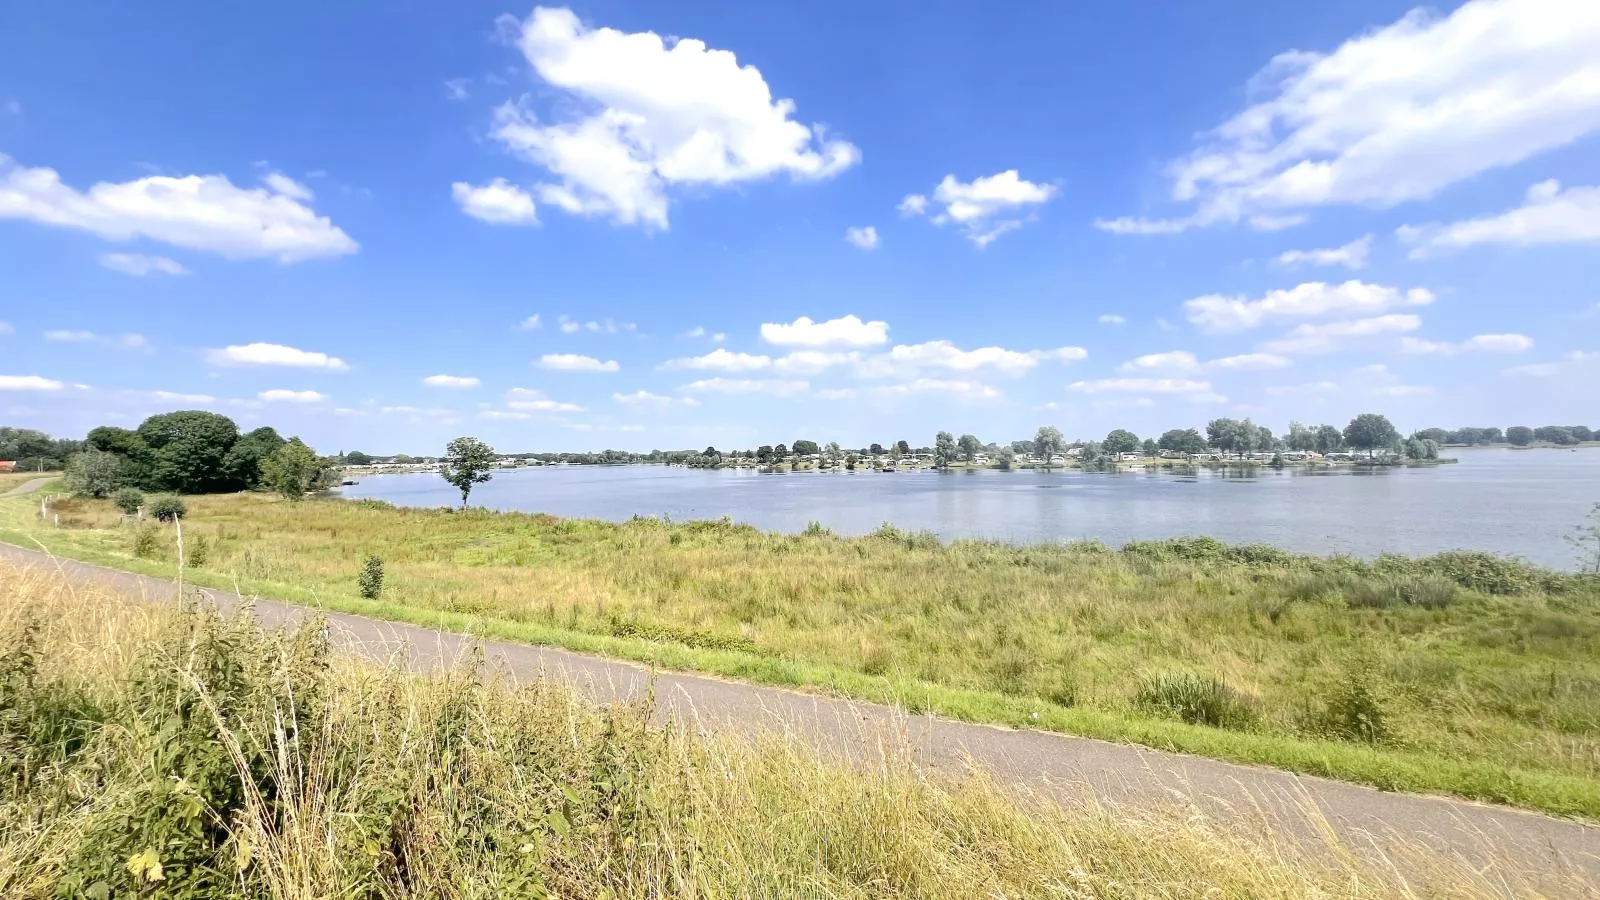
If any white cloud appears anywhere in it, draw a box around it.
[555,314,634,335]
[0,154,357,262]
[684,326,706,338]
[679,377,809,396]
[558,315,581,334]
[537,353,619,372]
[1099,0,1600,231]
[873,378,999,400]
[207,342,350,370]
[261,172,313,202]
[1068,378,1214,395]
[760,314,889,348]
[423,374,482,388]
[1116,350,1288,373]
[43,330,147,349]
[883,341,1086,376]
[258,389,328,403]
[1401,180,1600,257]
[772,350,861,375]
[444,78,471,101]
[1265,380,1339,396]
[899,170,1056,246]
[520,313,542,329]
[1097,313,1126,325]
[1400,333,1534,355]
[482,410,531,420]
[614,389,699,408]
[1504,350,1598,377]
[452,178,539,224]
[99,252,189,277]
[659,348,772,372]
[1258,314,1422,355]
[0,375,65,391]
[1185,280,1434,332]
[1373,384,1435,397]
[845,225,879,250]
[1274,235,1371,269]
[149,390,216,404]
[491,7,858,229]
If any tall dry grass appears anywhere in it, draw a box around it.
[0,559,1565,898]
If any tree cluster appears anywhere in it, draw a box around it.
[0,427,82,470]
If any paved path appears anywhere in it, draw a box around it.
[0,539,1595,894]
[1,476,53,497]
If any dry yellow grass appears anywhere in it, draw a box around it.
[0,558,1571,898]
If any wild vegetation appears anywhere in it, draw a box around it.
[3,560,1557,898]
[6,489,1600,818]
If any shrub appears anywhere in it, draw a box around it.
[1340,574,1459,610]
[357,554,385,601]
[1135,673,1258,730]
[1318,661,1389,744]
[802,520,833,537]
[132,524,161,559]
[148,494,187,523]
[112,487,144,516]
[187,534,211,568]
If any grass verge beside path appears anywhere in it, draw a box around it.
[4,490,1600,820]
[5,561,1550,898]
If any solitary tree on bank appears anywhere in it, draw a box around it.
[440,436,496,508]
[1344,413,1400,459]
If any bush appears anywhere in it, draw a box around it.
[802,520,833,537]
[1318,661,1389,744]
[357,554,384,601]
[1340,574,1459,610]
[1135,673,1258,730]
[187,534,210,569]
[132,524,161,559]
[148,494,187,523]
[112,487,144,516]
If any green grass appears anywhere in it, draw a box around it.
[4,561,1548,898]
[4,490,1600,819]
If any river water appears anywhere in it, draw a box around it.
[338,448,1600,568]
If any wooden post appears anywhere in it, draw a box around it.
[174,516,185,594]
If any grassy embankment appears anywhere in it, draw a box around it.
[3,489,1600,818]
[0,472,51,492]
[0,561,1565,898]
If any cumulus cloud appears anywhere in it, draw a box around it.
[1097,314,1126,325]
[537,353,619,372]
[422,374,481,388]
[760,314,889,348]
[1274,235,1371,269]
[452,178,538,224]
[844,225,878,250]
[1505,350,1598,377]
[554,314,635,335]
[1400,180,1600,257]
[0,154,357,261]
[658,348,773,372]
[678,377,809,396]
[1116,350,1290,373]
[1184,280,1434,332]
[899,170,1056,246]
[886,340,1085,375]
[0,375,65,391]
[258,389,328,403]
[1258,314,1422,355]
[519,314,542,329]
[207,342,350,370]
[99,252,189,277]
[1400,333,1534,355]
[506,387,584,411]
[1096,0,1600,233]
[489,6,858,229]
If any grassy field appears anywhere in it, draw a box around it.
[4,489,1600,818]
[0,559,1566,898]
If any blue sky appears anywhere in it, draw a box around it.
[2,0,1597,454]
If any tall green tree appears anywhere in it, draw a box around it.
[957,434,982,461]
[136,410,242,493]
[439,436,497,508]
[1314,424,1346,454]
[792,439,820,456]
[224,426,287,489]
[933,431,956,469]
[1506,426,1534,446]
[1034,426,1063,459]
[1157,428,1207,455]
[63,449,125,498]
[262,438,338,501]
[1205,418,1243,457]
[1102,429,1140,455]
[1344,413,1400,459]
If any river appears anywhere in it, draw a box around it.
[337,448,1600,568]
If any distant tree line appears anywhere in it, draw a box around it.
[0,427,82,470]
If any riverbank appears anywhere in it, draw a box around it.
[4,487,1599,818]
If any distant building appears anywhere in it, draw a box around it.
[0,461,15,472]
